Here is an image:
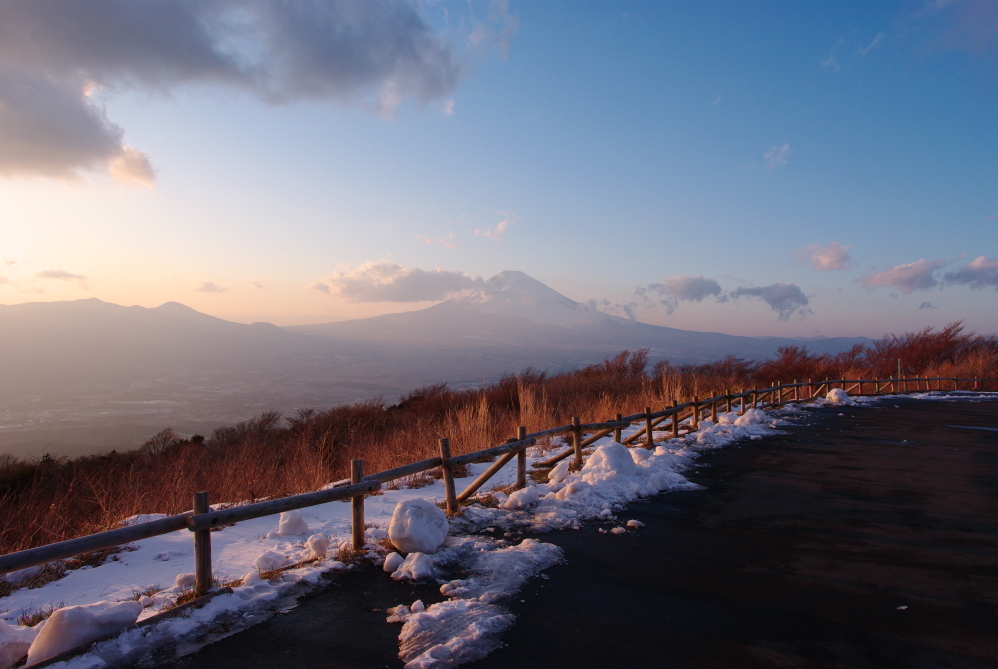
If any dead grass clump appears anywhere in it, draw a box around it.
[18,603,62,627]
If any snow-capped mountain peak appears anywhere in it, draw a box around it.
[451,270,616,328]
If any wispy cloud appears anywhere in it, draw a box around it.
[475,210,518,242]
[730,283,811,321]
[857,32,885,56]
[919,301,937,309]
[196,281,228,293]
[418,232,457,249]
[764,143,791,170]
[35,269,87,288]
[943,255,998,289]
[859,259,945,293]
[310,261,482,302]
[249,280,267,289]
[796,242,854,271]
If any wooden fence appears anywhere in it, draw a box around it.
[1,376,994,606]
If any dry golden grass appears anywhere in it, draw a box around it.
[1,327,995,557]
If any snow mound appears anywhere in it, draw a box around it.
[391,552,435,581]
[826,388,853,405]
[306,534,330,559]
[390,499,449,554]
[254,551,290,572]
[383,552,405,573]
[276,510,309,536]
[734,409,767,426]
[501,485,541,510]
[547,460,570,483]
[581,442,637,483]
[175,573,196,589]
[0,620,37,669]
[26,601,142,665]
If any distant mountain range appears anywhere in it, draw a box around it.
[0,271,870,458]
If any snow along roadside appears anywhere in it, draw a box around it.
[2,395,907,669]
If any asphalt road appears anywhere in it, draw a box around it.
[158,395,998,669]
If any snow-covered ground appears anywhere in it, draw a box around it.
[3,390,992,668]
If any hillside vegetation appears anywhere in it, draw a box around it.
[1,322,995,556]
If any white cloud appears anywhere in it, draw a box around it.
[418,232,457,249]
[859,259,944,293]
[764,143,791,170]
[796,242,854,271]
[943,255,998,289]
[730,283,811,321]
[475,211,518,242]
[311,261,482,302]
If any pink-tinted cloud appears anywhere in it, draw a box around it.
[943,255,998,289]
[796,242,854,271]
[859,259,944,293]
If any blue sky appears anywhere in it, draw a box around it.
[0,0,995,337]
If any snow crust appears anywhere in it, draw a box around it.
[390,499,449,554]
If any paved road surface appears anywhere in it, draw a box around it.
[159,395,998,668]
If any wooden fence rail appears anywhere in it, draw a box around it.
[1,376,994,601]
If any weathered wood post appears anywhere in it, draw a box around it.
[439,438,458,515]
[645,406,654,449]
[794,379,799,402]
[875,379,880,394]
[194,491,212,597]
[975,376,980,391]
[516,426,528,489]
[711,396,718,422]
[738,389,746,416]
[614,413,623,443]
[671,400,680,438]
[691,396,699,429]
[752,388,758,409]
[572,417,583,469]
[351,459,365,551]
[726,389,732,413]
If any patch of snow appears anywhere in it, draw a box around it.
[383,552,405,573]
[626,519,644,528]
[174,573,196,589]
[253,551,290,572]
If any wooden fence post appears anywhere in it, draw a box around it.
[875,379,880,394]
[614,413,623,443]
[645,406,654,449]
[516,426,528,489]
[194,491,212,597]
[793,379,799,402]
[752,388,758,409]
[671,400,680,437]
[726,389,732,413]
[975,376,980,391]
[710,396,718,422]
[572,417,583,469]
[439,438,458,515]
[692,396,699,429]
[738,390,746,416]
[351,459,365,551]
